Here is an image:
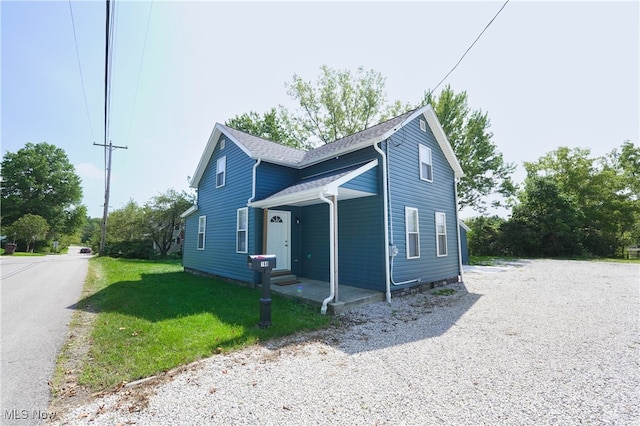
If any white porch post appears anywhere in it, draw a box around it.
[333,194,339,303]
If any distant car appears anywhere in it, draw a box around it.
[79,247,92,254]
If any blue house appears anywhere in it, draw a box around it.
[182,105,464,313]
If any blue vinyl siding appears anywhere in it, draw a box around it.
[337,195,385,291]
[385,117,460,286]
[256,162,299,200]
[460,224,470,265]
[301,147,378,179]
[341,167,378,194]
[183,136,257,283]
[184,112,461,292]
[300,203,330,281]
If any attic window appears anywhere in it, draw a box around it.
[419,144,433,182]
[216,156,226,188]
[220,139,226,150]
[419,119,427,132]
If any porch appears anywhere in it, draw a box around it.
[267,277,385,315]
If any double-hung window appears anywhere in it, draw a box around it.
[405,207,420,259]
[197,215,206,250]
[236,208,248,253]
[216,156,226,188]
[419,144,433,182]
[435,212,447,256]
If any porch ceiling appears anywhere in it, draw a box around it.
[249,159,378,209]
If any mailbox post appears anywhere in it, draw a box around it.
[247,254,276,329]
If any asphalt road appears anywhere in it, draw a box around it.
[1,246,90,425]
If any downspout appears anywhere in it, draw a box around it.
[384,137,419,286]
[247,159,261,286]
[373,142,392,303]
[247,159,261,205]
[454,179,464,283]
[319,191,335,314]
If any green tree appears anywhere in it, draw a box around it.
[421,86,516,212]
[226,108,301,148]
[143,189,194,258]
[465,215,505,256]
[106,200,147,242]
[81,217,102,245]
[509,176,584,257]
[1,142,86,237]
[519,144,640,257]
[7,214,50,252]
[226,67,514,213]
[285,65,409,145]
[227,65,410,149]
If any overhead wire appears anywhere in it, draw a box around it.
[106,0,117,147]
[126,0,154,146]
[429,0,510,95]
[68,0,95,142]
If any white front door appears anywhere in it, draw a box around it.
[267,210,291,271]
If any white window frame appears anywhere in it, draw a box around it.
[405,207,420,259]
[419,144,433,182]
[220,138,225,150]
[236,207,248,253]
[435,212,448,257]
[216,156,226,188]
[419,119,427,132]
[197,215,206,250]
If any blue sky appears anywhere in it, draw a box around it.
[2,1,638,219]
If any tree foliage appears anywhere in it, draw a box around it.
[226,65,409,149]
[226,67,513,213]
[226,108,300,148]
[143,189,194,258]
[106,200,148,243]
[467,143,640,258]
[285,65,409,146]
[1,142,86,237]
[421,86,516,212]
[97,190,195,258]
[7,214,50,252]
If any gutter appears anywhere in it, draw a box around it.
[319,191,336,314]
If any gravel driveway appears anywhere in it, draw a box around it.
[51,259,639,425]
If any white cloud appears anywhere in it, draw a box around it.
[75,163,104,180]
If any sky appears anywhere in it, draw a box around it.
[2,0,639,220]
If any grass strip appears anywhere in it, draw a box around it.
[75,257,331,390]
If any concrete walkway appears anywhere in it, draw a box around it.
[269,277,385,314]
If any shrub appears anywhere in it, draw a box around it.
[103,240,156,259]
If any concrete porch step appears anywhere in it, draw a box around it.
[271,274,298,286]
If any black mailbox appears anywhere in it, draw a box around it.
[248,254,276,271]
[247,254,276,329]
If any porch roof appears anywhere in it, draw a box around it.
[249,159,378,208]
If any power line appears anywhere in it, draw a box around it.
[430,0,510,95]
[126,0,154,146]
[103,0,110,148]
[97,0,128,255]
[68,0,95,142]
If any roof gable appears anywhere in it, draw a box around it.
[190,104,463,188]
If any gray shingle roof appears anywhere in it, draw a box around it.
[299,110,415,166]
[223,109,416,167]
[219,124,306,164]
[264,165,361,199]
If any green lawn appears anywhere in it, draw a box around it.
[73,257,332,390]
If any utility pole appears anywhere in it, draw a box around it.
[94,141,127,254]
